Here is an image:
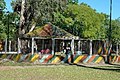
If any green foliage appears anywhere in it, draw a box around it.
[0,0,6,39]
[0,0,6,10]
[68,0,78,4]
[54,3,107,39]
[0,10,19,40]
[111,18,120,43]
[0,21,7,39]
[12,0,67,32]
[11,0,119,42]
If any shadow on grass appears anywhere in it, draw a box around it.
[69,63,120,72]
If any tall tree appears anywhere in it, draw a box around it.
[54,3,107,39]
[0,0,6,39]
[111,18,120,43]
[0,0,19,40]
[12,0,67,35]
[0,0,6,10]
[19,0,25,36]
[111,18,120,55]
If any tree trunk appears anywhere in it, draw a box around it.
[19,0,25,36]
[29,23,36,32]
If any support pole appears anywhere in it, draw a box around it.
[42,39,44,50]
[78,40,82,55]
[28,40,30,48]
[18,38,21,53]
[109,0,112,42]
[116,43,119,62]
[81,40,82,53]
[9,41,11,52]
[71,39,74,55]
[71,38,74,63]
[32,38,34,55]
[90,40,92,56]
[116,43,119,56]
[5,38,7,53]
[52,38,55,55]
[78,40,80,51]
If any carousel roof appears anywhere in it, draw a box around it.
[25,23,78,39]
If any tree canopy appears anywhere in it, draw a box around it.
[0,0,6,10]
[54,3,107,39]
[0,0,19,40]
[12,0,67,35]
[0,0,119,43]
[111,18,120,43]
[0,0,6,39]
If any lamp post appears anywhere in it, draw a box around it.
[109,0,112,41]
[107,0,112,64]
[7,11,10,51]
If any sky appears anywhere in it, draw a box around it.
[5,0,120,19]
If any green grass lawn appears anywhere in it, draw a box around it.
[0,62,120,80]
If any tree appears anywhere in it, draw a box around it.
[0,0,6,10]
[111,18,120,55]
[0,21,7,39]
[0,0,6,39]
[12,0,67,36]
[12,0,108,40]
[19,0,25,36]
[68,0,78,4]
[0,0,19,40]
[111,18,120,42]
[54,3,107,39]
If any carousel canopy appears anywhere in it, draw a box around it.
[25,23,79,39]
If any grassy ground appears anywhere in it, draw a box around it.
[0,62,120,80]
